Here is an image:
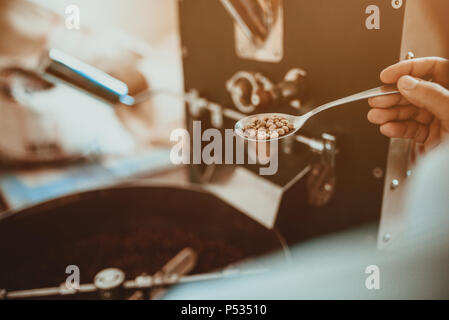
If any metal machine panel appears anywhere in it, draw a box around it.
[178,0,406,244]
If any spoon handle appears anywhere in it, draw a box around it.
[304,85,400,120]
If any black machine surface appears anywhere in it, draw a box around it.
[179,0,406,243]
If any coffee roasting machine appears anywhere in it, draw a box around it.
[0,0,406,299]
[180,0,406,240]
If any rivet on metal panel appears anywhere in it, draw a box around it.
[406,51,415,60]
[392,0,403,10]
[390,179,400,190]
[372,167,384,179]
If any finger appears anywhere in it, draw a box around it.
[367,105,433,125]
[380,121,429,143]
[423,117,442,153]
[380,57,449,86]
[368,93,409,108]
[397,76,449,124]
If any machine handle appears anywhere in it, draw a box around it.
[41,48,132,105]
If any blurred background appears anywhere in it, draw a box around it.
[0,0,448,300]
[0,0,186,210]
[28,0,178,43]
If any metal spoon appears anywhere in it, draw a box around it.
[235,85,400,142]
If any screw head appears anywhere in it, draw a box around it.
[94,268,125,290]
[383,233,392,243]
[392,0,403,9]
[390,179,400,190]
[406,51,415,60]
[372,167,384,179]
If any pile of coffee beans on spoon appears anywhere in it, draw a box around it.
[243,115,295,140]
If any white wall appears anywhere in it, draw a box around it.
[29,0,178,44]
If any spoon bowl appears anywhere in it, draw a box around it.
[235,113,302,143]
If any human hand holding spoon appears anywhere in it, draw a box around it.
[235,85,400,142]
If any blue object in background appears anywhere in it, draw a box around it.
[0,148,173,210]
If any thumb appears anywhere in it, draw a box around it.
[398,75,449,123]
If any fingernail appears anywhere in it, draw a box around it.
[399,75,419,90]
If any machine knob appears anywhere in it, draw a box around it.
[226,71,275,113]
[226,68,307,113]
[94,268,126,299]
[276,68,307,109]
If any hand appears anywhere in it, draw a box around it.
[368,57,449,153]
